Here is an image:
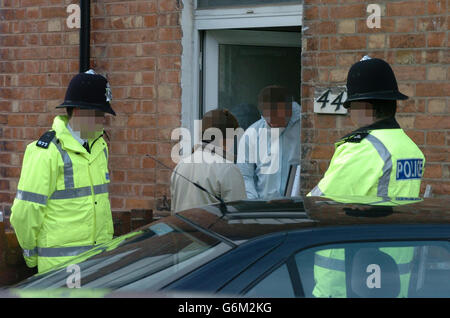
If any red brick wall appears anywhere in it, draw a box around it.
[301,0,449,197]
[0,0,182,218]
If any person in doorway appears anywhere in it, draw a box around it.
[11,70,116,273]
[237,85,301,199]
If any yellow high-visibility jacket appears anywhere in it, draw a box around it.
[309,117,425,199]
[11,115,113,273]
[308,117,425,298]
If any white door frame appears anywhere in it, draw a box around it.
[180,0,303,136]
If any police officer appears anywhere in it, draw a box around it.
[308,57,426,298]
[309,57,425,198]
[11,70,116,273]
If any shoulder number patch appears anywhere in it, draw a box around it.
[36,130,56,149]
[396,159,423,180]
[345,132,369,143]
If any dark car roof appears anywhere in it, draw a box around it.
[177,196,450,242]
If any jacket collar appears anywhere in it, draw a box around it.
[194,142,236,163]
[340,117,400,140]
[52,115,104,155]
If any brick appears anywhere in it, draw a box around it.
[422,148,447,163]
[416,83,449,97]
[158,28,182,41]
[428,0,447,14]
[302,68,317,82]
[304,6,319,20]
[387,1,426,16]
[337,20,355,34]
[48,19,61,32]
[424,164,442,179]
[319,6,329,20]
[127,170,156,183]
[157,114,180,128]
[427,132,445,146]
[106,3,129,16]
[306,37,318,51]
[368,34,385,49]
[157,100,181,114]
[397,116,415,129]
[159,0,180,11]
[158,42,182,55]
[108,46,136,58]
[427,66,446,81]
[138,101,156,113]
[396,18,415,32]
[389,34,425,48]
[417,17,447,32]
[405,130,425,145]
[329,68,347,82]
[111,198,124,210]
[428,99,447,113]
[129,1,157,14]
[40,7,66,18]
[127,114,157,128]
[427,32,445,47]
[414,115,450,129]
[311,145,334,160]
[125,199,153,210]
[144,15,158,28]
[329,4,365,19]
[330,36,366,50]
[392,66,426,81]
[116,30,157,43]
[7,114,25,127]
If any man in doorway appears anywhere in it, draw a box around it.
[11,70,116,273]
[237,85,301,199]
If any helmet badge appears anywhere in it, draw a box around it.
[105,83,112,102]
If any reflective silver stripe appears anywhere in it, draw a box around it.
[365,134,392,198]
[103,148,108,160]
[50,186,92,199]
[315,253,345,271]
[93,183,109,195]
[310,185,324,196]
[37,245,94,257]
[16,190,48,205]
[23,248,38,257]
[51,138,74,189]
[315,254,413,275]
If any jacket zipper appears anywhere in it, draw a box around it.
[87,161,96,245]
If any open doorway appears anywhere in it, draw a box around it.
[202,27,301,130]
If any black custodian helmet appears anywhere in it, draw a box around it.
[343,57,408,108]
[57,70,116,116]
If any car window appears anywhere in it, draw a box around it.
[17,216,232,290]
[244,264,295,298]
[294,241,450,298]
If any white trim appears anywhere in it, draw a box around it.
[195,4,303,30]
[181,0,200,135]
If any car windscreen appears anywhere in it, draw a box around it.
[16,216,232,291]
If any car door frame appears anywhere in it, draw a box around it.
[218,224,450,297]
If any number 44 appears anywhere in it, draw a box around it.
[316,90,345,112]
